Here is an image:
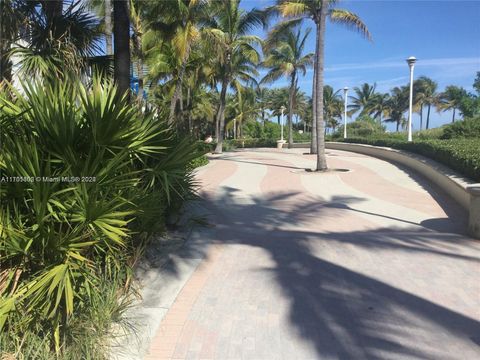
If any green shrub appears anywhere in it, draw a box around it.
[243,122,269,139]
[242,121,311,142]
[0,80,200,357]
[293,131,311,142]
[441,116,480,139]
[336,117,385,138]
[416,127,445,140]
[208,138,277,151]
[189,155,209,169]
[338,137,480,181]
[237,138,277,148]
[226,138,277,150]
[196,140,214,154]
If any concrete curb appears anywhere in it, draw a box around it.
[110,203,215,360]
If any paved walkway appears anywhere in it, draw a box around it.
[145,149,480,360]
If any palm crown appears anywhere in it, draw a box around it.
[262,26,314,145]
[204,0,267,153]
[273,0,371,169]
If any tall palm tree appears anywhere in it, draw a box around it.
[438,85,468,123]
[205,0,266,154]
[474,71,480,94]
[262,27,314,148]
[413,78,426,130]
[413,76,440,130]
[275,0,371,170]
[0,0,29,83]
[105,0,113,54]
[146,42,185,115]
[294,89,310,127]
[323,85,342,133]
[414,76,438,129]
[130,0,145,101]
[229,86,261,138]
[267,87,290,124]
[113,0,131,96]
[10,2,101,80]
[369,92,390,123]
[188,86,217,137]
[349,82,376,116]
[145,0,209,123]
[384,86,409,132]
[256,86,270,126]
[87,0,113,55]
[298,93,313,133]
[181,46,217,133]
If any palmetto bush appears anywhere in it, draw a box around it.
[0,79,200,356]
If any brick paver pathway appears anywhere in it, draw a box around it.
[145,149,480,360]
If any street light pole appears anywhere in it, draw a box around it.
[280,105,286,141]
[343,87,349,139]
[406,56,417,142]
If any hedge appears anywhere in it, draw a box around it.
[441,117,480,139]
[227,138,277,148]
[338,137,480,181]
[201,138,277,152]
[200,136,480,181]
[189,154,209,169]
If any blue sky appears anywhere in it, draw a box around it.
[244,0,480,130]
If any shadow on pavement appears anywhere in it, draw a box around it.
[202,187,480,359]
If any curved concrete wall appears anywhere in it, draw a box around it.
[326,142,473,209]
[324,142,480,238]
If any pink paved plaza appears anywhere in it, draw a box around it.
[144,149,480,360]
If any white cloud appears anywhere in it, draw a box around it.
[325,56,480,72]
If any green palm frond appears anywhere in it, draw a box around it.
[0,77,202,350]
[329,9,372,41]
[278,1,309,18]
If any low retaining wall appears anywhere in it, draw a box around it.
[327,142,480,238]
[281,141,480,238]
[286,142,311,149]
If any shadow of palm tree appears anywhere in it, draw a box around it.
[200,187,480,359]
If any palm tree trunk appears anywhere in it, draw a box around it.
[136,59,143,101]
[419,104,423,130]
[288,74,295,148]
[426,104,431,129]
[105,0,113,55]
[169,48,191,124]
[214,78,229,154]
[452,108,456,123]
[396,121,400,132]
[0,0,12,84]
[179,91,184,124]
[113,0,131,98]
[314,5,328,171]
[187,87,192,133]
[310,51,318,154]
[0,47,12,85]
[134,27,144,102]
[214,87,220,141]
